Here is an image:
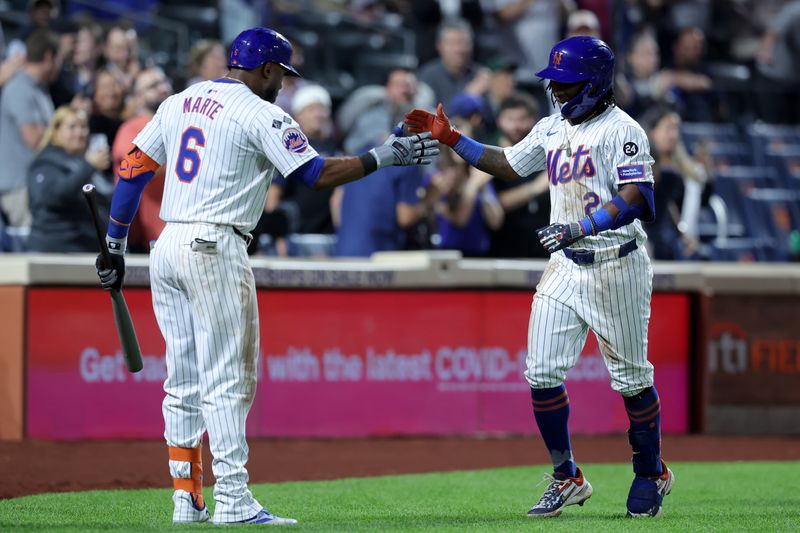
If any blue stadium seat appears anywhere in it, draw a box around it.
[747,123,800,167]
[743,188,800,262]
[681,122,742,151]
[763,146,800,191]
[707,142,753,171]
[709,237,762,262]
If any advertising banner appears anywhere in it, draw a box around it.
[706,295,800,433]
[27,289,689,439]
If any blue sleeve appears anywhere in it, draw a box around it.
[635,182,655,221]
[285,155,324,188]
[578,183,655,235]
[107,171,154,238]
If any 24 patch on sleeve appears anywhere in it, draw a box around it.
[617,164,645,181]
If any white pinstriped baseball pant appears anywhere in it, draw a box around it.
[525,246,655,395]
[151,222,262,523]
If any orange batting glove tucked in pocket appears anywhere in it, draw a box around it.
[404,103,462,147]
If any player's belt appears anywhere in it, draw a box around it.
[232,226,254,248]
[563,239,638,265]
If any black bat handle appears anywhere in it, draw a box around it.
[82,184,113,272]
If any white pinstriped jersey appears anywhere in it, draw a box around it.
[133,79,318,233]
[504,105,654,250]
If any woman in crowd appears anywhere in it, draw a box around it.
[26,106,111,252]
[186,39,228,86]
[643,105,710,260]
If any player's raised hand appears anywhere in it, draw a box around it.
[370,130,440,168]
[536,222,586,253]
[404,103,461,147]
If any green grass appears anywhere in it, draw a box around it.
[1,462,798,532]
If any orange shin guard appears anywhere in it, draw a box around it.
[168,445,204,509]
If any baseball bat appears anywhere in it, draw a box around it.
[82,184,143,373]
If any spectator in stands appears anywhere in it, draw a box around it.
[448,92,486,141]
[186,39,228,87]
[259,85,339,256]
[334,98,438,257]
[101,26,140,92]
[487,92,550,259]
[111,67,172,253]
[50,19,80,108]
[642,105,707,260]
[432,148,503,256]
[26,105,110,252]
[274,36,310,115]
[616,31,676,119]
[0,29,58,228]
[332,159,432,256]
[565,9,601,39]
[20,0,58,39]
[0,42,25,91]
[756,0,800,124]
[418,18,489,112]
[480,56,518,140]
[481,0,566,75]
[344,67,418,155]
[406,0,485,65]
[88,68,125,151]
[666,27,720,122]
[66,23,102,113]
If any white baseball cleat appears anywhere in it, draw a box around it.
[172,490,211,523]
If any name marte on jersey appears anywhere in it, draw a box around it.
[546,144,596,186]
[183,96,224,120]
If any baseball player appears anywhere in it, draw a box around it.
[405,36,674,518]
[94,27,438,526]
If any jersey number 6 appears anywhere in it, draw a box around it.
[176,126,205,183]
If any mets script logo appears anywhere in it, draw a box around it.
[552,51,564,66]
[282,128,308,154]
[546,145,596,185]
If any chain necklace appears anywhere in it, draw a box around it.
[560,104,608,157]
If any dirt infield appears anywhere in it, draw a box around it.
[2,435,800,499]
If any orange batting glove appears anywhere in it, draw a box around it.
[404,103,462,147]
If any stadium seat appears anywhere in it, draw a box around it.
[763,146,800,191]
[681,122,742,151]
[709,237,762,262]
[743,188,800,262]
[706,142,753,171]
[747,123,800,167]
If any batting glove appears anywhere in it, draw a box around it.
[404,103,462,147]
[536,222,586,253]
[369,131,440,168]
[95,253,125,291]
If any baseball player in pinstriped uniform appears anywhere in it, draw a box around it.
[94,27,438,525]
[406,37,674,518]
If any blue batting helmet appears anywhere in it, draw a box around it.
[229,27,300,77]
[536,36,615,119]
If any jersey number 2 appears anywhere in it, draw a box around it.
[583,192,601,215]
[176,127,205,183]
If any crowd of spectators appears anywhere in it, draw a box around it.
[0,0,797,260]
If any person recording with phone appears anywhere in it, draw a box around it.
[26,105,111,252]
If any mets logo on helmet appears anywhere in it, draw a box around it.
[282,128,308,154]
[552,51,564,66]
